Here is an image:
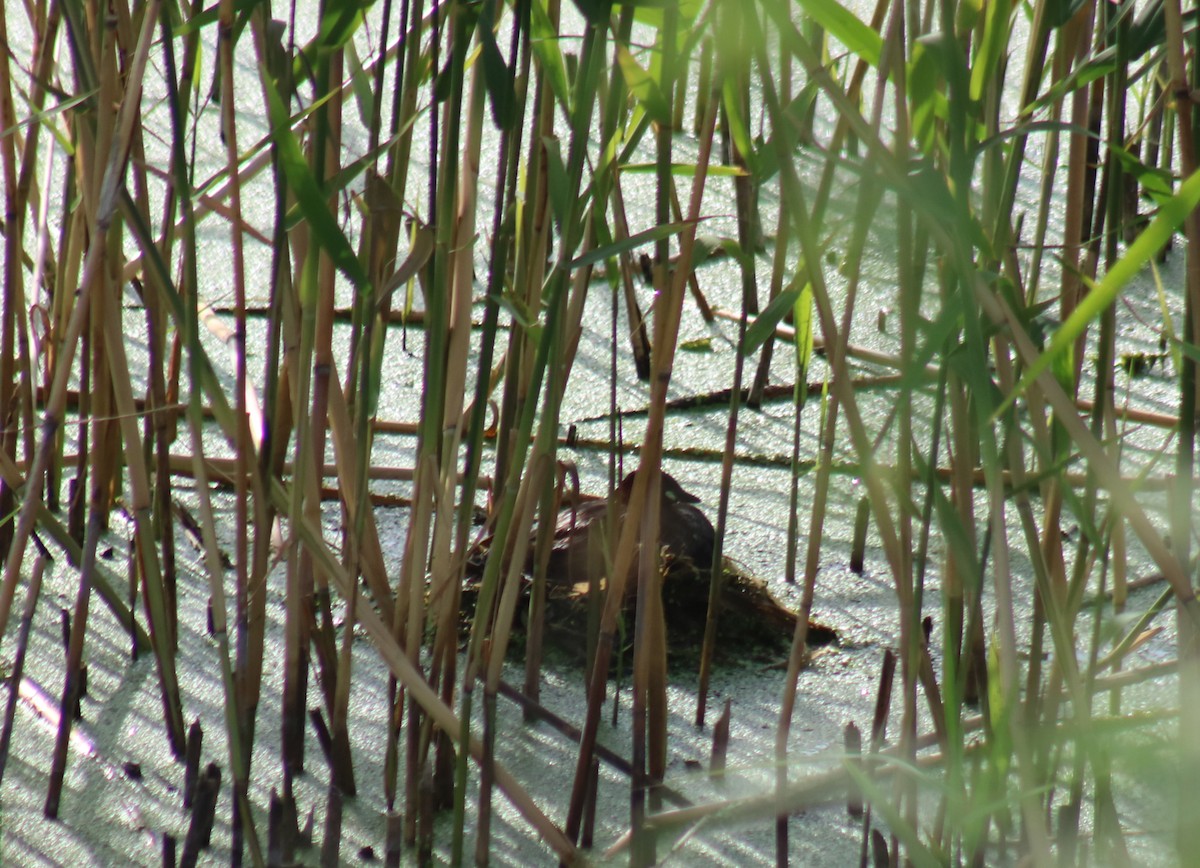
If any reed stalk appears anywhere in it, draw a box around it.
[3,0,1200,863]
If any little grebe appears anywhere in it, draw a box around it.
[541,470,715,591]
[463,469,839,653]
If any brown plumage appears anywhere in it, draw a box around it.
[540,470,715,593]
[463,469,839,655]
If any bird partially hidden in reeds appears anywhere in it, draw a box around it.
[464,468,837,659]
[540,469,715,596]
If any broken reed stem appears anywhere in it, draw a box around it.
[45,502,104,818]
[563,8,719,843]
[0,0,158,673]
[211,9,265,863]
[0,554,46,788]
[180,763,221,868]
[696,47,750,728]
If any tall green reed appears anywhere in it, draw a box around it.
[2,0,1200,863]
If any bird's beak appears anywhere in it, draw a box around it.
[668,488,702,504]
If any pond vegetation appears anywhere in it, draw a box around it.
[1,0,1199,863]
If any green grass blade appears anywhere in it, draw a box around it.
[794,0,882,67]
[264,74,370,292]
[1000,165,1200,417]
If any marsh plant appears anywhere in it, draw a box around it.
[0,0,1199,863]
